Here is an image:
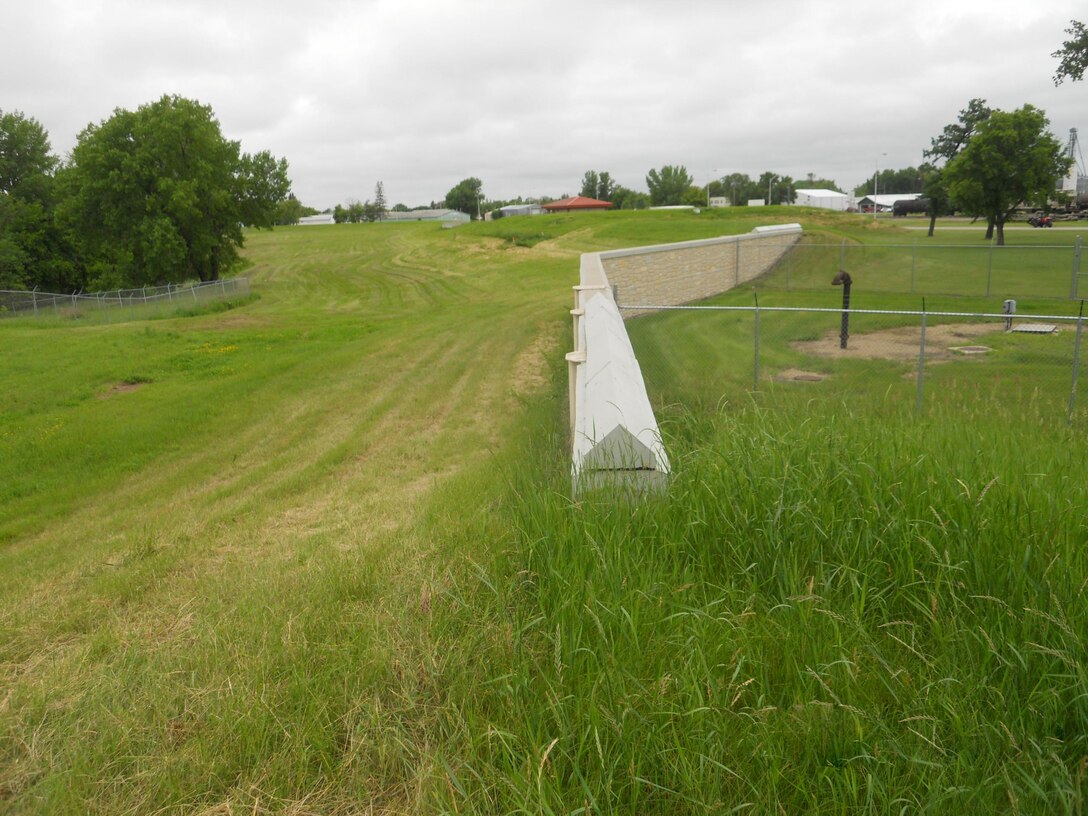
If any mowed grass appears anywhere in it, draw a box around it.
[1,209,1087,813]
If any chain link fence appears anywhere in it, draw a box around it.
[624,302,1087,425]
[759,235,1085,300]
[0,278,251,323]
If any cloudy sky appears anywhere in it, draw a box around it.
[4,1,1086,208]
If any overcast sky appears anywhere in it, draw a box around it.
[4,1,1086,208]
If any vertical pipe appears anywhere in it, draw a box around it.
[916,300,927,412]
[839,279,851,349]
[1069,301,1085,424]
[753,293,760,392]
[910,240,917,295]
[734,239,740,287]
[1072,235,1082,300]
[986,239,994,298]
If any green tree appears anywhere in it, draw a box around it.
[0,110,82,291]
[237,151,291,228]
[756,172,793,205]
[610,186,649,210]
[799,173,843,192]
[853,167,926,196]
[1053,20,1088,84]
[922,98,992,237]
[273,194,316,226]
[445,177,483,217]
[680,185,707,206]
[58,95,290,286]
[1,109,56,198]
[719,173,755,205]
[943,104,1069,245]
[579,170,598,199]
[645,165,693,206]
[374,181,387,221]
[579,170,616,201]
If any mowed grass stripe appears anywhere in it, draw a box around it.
[4,211,1085,813]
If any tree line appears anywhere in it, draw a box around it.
[1,96,290,293]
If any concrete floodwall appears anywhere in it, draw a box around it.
[600,224,802,316]
[567,225,801,492]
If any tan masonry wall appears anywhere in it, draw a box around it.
[599,228,801,317]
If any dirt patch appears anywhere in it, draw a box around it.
[793,322,1002,363]
[776,368,826,382]
[99,382,146,399]
[511,330,557,395]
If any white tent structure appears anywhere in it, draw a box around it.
[857,193,922,212]
[794,188,849,211]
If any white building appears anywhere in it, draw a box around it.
[381,209,471,223]
[298,213,336,225]
[794,188,850,211]
[494,203,545,218]
[856,193,922,212]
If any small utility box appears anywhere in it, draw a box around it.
[1003,299,1016,331]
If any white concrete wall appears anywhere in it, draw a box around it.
[599,226,801,318]
[567,225,802,493]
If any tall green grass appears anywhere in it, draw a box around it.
[2,208,1085,813]
[431,400,1088,813]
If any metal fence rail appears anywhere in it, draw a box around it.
[622,302,1086,424]
[0,278,250,322]
[759,236,1085,300]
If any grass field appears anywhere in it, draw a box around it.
[2,209,1087,813]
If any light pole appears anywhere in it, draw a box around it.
[872,153,886,220]
[707,168,720,208]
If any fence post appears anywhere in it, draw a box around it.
[910,240,917,295]
[839,239,845,272]
[1072,235,1082,300]
[786,241,792,290]
[32,288,38,318]
[986,239,994,298]
[916,299,927,412]
[753,292,760,392]
[1069,300,1085,424]
[734,239,740,287]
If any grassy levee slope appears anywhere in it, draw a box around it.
[0,217,590,812]
[2,210,1087,813]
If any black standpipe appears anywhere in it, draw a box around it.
[832,269,852,349]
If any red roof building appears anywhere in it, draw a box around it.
[541,196,614,212]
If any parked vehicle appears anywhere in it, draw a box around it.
[1027,214,1054,228]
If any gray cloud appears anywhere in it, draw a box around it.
[3,0,1085,207]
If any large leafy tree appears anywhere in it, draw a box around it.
[1053,20,1087,84]
[719,173,756,205]
[610,185,649,210]
[0,110,82,291]
[579,170,616,201]
[922,98,992,237]
[943,104,1069,246]
[645,165,693,206]
[58,95,289,286]
[445,177,483,217]
[853,167,926,197]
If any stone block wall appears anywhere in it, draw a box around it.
[599,227,801,317]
